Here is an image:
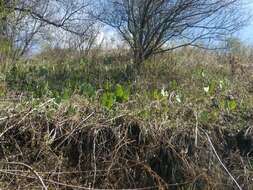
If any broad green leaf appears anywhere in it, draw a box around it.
[228,99,237,111]
[115,84,124,98]
[101,92,115,109]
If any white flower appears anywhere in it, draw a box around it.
[161,87,169,97]
[201,71,205,77]
[203,86,209,93]
[175,94,181,103]
[219,80,224,89]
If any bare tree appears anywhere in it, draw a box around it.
[0,0,96,59]
[66,25,101,57]
[9,0,94,35]
[93,0,246,71]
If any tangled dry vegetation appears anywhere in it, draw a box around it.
[0,49,253,189]
[0,97,252,190]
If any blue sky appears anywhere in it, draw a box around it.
[238,0,253,44]
[240,24,253,44]
[101,1,253,46]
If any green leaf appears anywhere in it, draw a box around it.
[62,88,70,99]
[66,105,77,116]
[122,89,129,101]
[101,92,115,109]
[114,84,129,102]
[152,89,161,100]
[228,99,237,111]
[104,81,112,91]
[115,84,124,98]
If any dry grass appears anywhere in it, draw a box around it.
[0,47,253,189]
[0,96,252,190]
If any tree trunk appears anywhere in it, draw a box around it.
[133,50,145,76]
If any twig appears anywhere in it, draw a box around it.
[0,112,20,122]
[128,160,169,190]
[0,116,8,122]
[0,98,55,139]
[17,98,55,125]
[194,111,198,147]
[0,169,158,190]
[54,111,95,150]
[168,91,176,105]
[1,161,48,190]
[92,129,97,188]
[200,128,242,190]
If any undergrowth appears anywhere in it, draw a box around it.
[0,51,253,189]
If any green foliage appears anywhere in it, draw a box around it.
[208,80,217,95]
[101,83,129,109]
[101,92,115,109]
[0,37,11,55]
[66,105,77,116]
[103,56,114,65]
[79,58,89,65]
[226,99,237,111]
[115,84,129,102]
[199,109,219,124]
[5,63,97,102]
[0,0,15,57]
[152,89,162,100]
[1,49,252,129]
[80,83,96,97]
[0,0,12,19]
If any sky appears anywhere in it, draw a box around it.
[99,1,253,46]
[240,25,253,44]
[31,0,253,55]
[238,0,253,44]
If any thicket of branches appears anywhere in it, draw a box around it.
[0,0,249,71]
[93,0,246,70]
[0,0,97,59]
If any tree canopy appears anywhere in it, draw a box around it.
[93,0,246,68]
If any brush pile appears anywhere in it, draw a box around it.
[0,99,252,190]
